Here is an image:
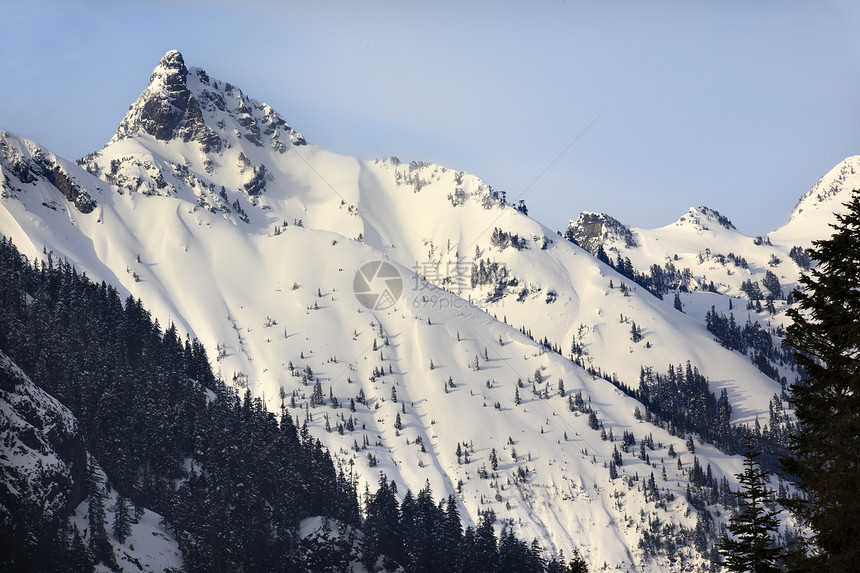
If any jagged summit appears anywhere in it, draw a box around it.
[111,50,220,151]
[86,51,307,199]
[151,49,188,86]
[109,50,307,154]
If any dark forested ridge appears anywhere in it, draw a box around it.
[0,236,581,572]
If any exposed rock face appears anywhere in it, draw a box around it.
[0,352,87,541]
[84,51,308,203]
[112,50,221,152]
[565,211,637,254]
[37,154,97,214]
[0,132,96,214]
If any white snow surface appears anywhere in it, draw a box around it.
[0,51,826,571]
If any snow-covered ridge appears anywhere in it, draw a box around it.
[768,155,860,250]
[570,154,859,308]
[673,206,736,232]
[559,157,860,413]
[789,155,860,221]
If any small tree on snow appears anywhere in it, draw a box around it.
[717,435,782,572]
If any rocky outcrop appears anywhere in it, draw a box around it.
[0,133,96,213]
[0,352,87,548]
[565,212,637,254]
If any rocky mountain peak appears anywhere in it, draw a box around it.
[148,49,189,92]
[111,50,221,152]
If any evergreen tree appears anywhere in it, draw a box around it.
[362,476,401,569]
[461,526,480,572]
[111,495,132,544]
[85,458,115,568]
[783,190,860,571]
[566,547,589,573]
[441,495,463,570]
[399,490,418,568]
[717,435,782,572]
[474,512,500,572]
[69,526,95,573]
[762,270,782,299]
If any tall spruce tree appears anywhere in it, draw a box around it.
[362,475,401,569]
[111,495,132,544]
[717,435,781,572]
[783,191,860,571]
[85,457,116,569]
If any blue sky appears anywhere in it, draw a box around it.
[2,1,858,234]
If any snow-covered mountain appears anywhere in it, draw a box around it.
[2,50,843,571]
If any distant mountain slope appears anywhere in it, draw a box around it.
[566,156,860,303]
[564,158,859,390]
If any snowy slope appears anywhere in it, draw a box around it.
[0,51,803,571]
[771,155,860,246]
